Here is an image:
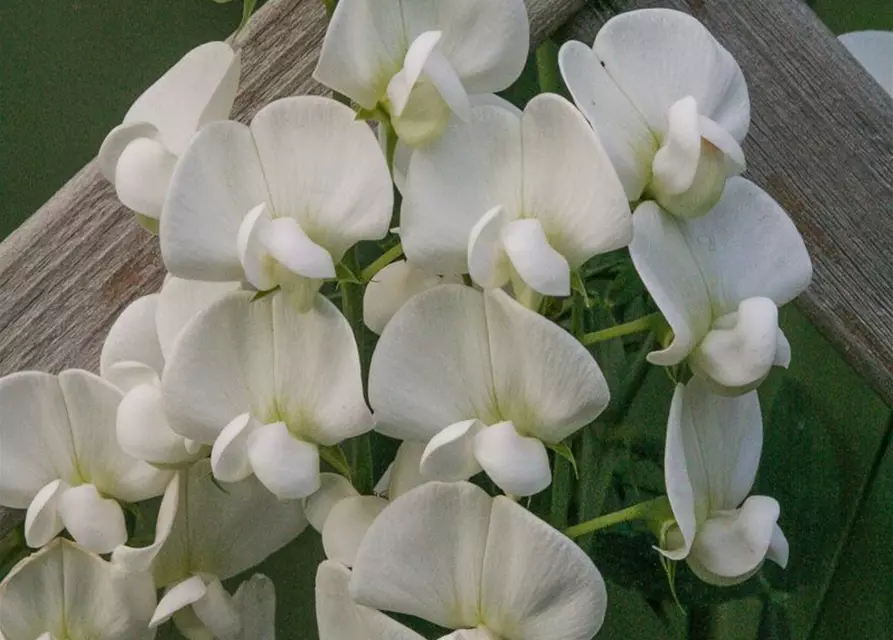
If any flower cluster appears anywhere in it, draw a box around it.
[0,3,812,639]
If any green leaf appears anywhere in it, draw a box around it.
[757,597,794,640]
[547,441,579,478]
[549,452,573,529]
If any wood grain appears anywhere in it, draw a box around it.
[562,0,893,405]
[0,0,583,534]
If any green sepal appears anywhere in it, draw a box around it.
[319,444,352,480]
[135,213,160,235]
[335,261,363,285]
[355,104,389,123]
[252,286,280,302]
[546,441,579,479]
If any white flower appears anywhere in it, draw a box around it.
[628,177,813,394]
[98,42,240,227]
[113,461,303,639]
[660,378,789,585]
[838,31,893,97]
[369,284,609,496]
[314,0,529,146]
[0,369,171,553]
[400,94,631,305]
[363,259,461,334]
[0,538,156,640]
[100,276,236,466]
[160,96,393,311]
[349,482,607,640]
[162,290,373,499]
[560,8,749,218]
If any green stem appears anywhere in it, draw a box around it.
[565,496,668,539]
[361,243,404,282]
[535,39,561,94]
[581,312,660,346]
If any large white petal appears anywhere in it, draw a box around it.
[0,539,156,640]
[0,372,79,508]
[594,8,749,140]
[687,496,780,585]
[473,422,551,497]
[162,291,276,445]
[628,202,712,366]
[233,574,277,640]
[484,290,610,442]
[24,480,68,549]
[161,121,269,282]
[521,93,632,266]
[660,385,698,561]
[250,96,393,260]
[677,378,764,512]
[322,496,389,567]
[680,177,813,315]
[57,484,128,554]
[400,0,529,94]
[501,218,570,297]
[369,285,497,441]
[558,40,655,200]
[271,294,373,445]
[316,560,425,640]
[247,422,322,500]
[117,383,197,466]
[401,104,522,275]
[304,473,360,533]
[480,496,607,640]
[420,419,485,482]
[100,294,164,387]
[124,41,240,154]
[156,275,238,360]
[112,473,180,574]
[839,31,893,97]
[152,460,307,585]
[350,482,492,629]
[313,0,405,109]
[58,370,171,503]
[363,260,451,335]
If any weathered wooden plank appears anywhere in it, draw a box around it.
[0,0,583,534]
[561,0,893,404]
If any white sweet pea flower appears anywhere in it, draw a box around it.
[369,284,610,496]
[560,8,750,218]
[350,481,607,640]
[113,461,303,639]
[629,177,812,394]
[839,31,893,97]
[660,378,789,585]
[101,277,236,466]
[314,0,529,147]
[364,259,462,334]
[160,96,392,311]
[400,94,631,305]
[162,290,373,499]
[0,538,157,640]
[98,42,240,229]
[0,369,171,553]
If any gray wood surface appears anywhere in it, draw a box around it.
[562,0,893,404]
[0,0,583,534]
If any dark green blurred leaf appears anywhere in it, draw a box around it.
[757,597,794,640]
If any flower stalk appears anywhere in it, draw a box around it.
[581,312,661,346]
[565,495,670,539]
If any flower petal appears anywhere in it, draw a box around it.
[420,419,485,482]
[839,31,893,97]
[112,473,180,573]
[369,285,497,441]
[484,290,610,442]
[363,260,449,335]
[304,473,360,533]
[480,496,607,640]
[468,205,511,290]
[247,422,321,499]
[594,8,749,140]
[688,496,780,585]
[117,383,196,466]
[558,40,655,200]
[316,560,425,640]
[651,96,702,196]
[520,93,632,266]
[501,218,570,297]
[689,297,781,393]
[660,384,697,561]
[385,441,428,500]
[233,574,277,640]
[98,121,158,184]
[192,577,242,640]
[100,294,164,387]
[212,413,262,483]
[156,276,239,360]
[350,482,492,629]
[24,480,68,549]
[57,484,128,554]
[767,524,790,569]
[261,217,336,280]
[401,104,522,275]
[0,538,156,640]
[628,202,712,366]
[250,96,393,260]
[679,177,813,314]
[113,136,178,217]
[322,496,389,567]
[473,421,551,497]
[161,120,269,282]
[237,202,279,292]
[151,575,207,627]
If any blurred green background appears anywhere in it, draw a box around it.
[0,1,890,639]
